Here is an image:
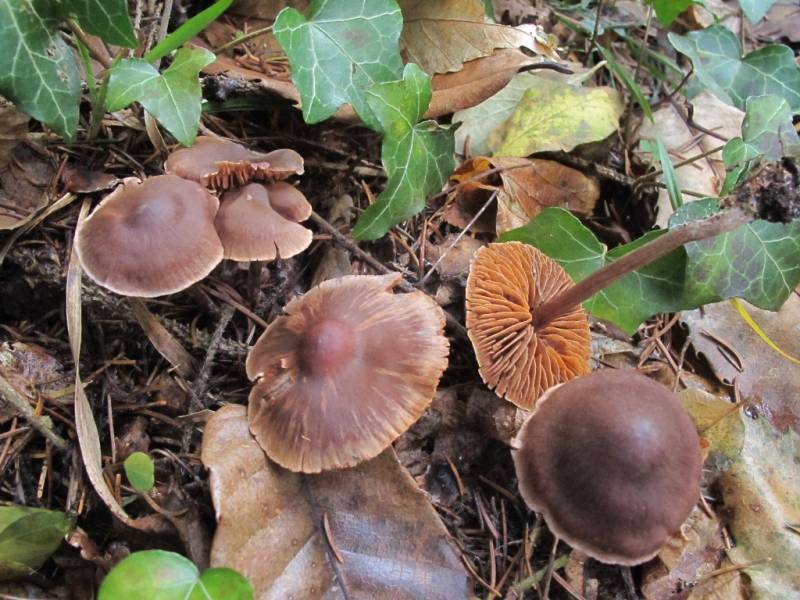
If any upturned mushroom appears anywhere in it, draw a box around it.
[246,274,450,473]
[214,182,313,261]
[164,136,304,190]
[75,175,223,297]
[466,241,591,409]
[512,369,703,565]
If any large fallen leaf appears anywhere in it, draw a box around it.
[670,199,800,311]
[753,2,800,42]
[0,506,71,581]
[352,64,455,240]
[398,0,553,74]
[669,25,800,111]
[444,156,598,235]
[106,46,215,146]
[638,91,743,226]
[273,0,403,128]
[681,294,800,434]
[489,75,624,157]
[201,404,469,600]
[501,207,689,334]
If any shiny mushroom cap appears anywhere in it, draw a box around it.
[215,182,313,261]
[246,274,450,473]
[164,136,304,190]
[512,369,703,565]
[75,175,223,297]
[466,241,590,409]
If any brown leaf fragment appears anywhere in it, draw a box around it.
[61,165,119,194]
[0,143,54,231]
[202,404,470,600]
[425,234,485,279]
[753,2,800,42]
[0,100,29,169]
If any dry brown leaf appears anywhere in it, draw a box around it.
[230,0,308,20]
[638,92,743,226]
[0,141,53,231]
[398,0,556,74]
[202,404,469,600]
[753,2,800,42]
[128,298,195,378]
[425,234,485,278]
[444,156,599,235]
[682,294,800,434]
[688,0,741,32]
[0,342,69,412]
[0,100,28,169]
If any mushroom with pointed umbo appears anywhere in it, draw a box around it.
[465,241,591,409]
[75,175,224,297]
[246,273,450,473]
[511,369,703,565]
[215,182,313,262]
[164,136,304,190]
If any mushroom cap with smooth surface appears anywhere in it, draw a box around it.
[466,241,591,409]
[246,274,450,473]
[75,175,223,297]
[214,182,313,261]
[164,136,304,190]
[512,369,703,565]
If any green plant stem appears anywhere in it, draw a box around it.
[532,205,753,329]
[214,25,274,54]
[586,0,604,65]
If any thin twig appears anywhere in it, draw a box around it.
[0,376,68,450]
[214,25,274,54]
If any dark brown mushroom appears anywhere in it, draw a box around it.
[214,182,313,261]
[512,369,703,565]
[75,175,223,297]
[246,274,450,473]
[466,241,591,409]
[164,136,304,190]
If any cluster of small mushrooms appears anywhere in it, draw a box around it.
[75,140,703,568]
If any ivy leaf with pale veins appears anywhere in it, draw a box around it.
[61,0,137,48]
[273,0,403,129]
[670,199,800,310]
[106,47,216,147]
[501,208,690,334]
[352,64,455,240]
[489,75,624,157]
[669,26,800,111]
[0,0,81,140]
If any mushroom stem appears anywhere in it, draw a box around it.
[532,206,752,329]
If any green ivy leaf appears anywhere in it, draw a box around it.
[501,208,690,334]
[106,47,215,146]
[489,75,624,157]
[738,0,781,23]
[0,0,81,139]
[352,64,455,240]
[273,0,403,128]
[98,550,253,600]
[62,0,137,48]
[0,506,71,581]
[669,26,800,111]
[670,199,800,310]
[646,0,693,26]
[123,451,155,493]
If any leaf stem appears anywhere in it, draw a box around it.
[214,25,274,54]
[532,206,753,329]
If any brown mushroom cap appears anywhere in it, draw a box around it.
[214,182,312,261]
[164,136,304,190]
[512,369,703,565]
[75,175,223,297]
[246,274,450,473]
[466,241,590,409]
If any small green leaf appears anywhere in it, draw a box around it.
[646,0,693,26]
[63,0,137,48]
[98,550,253,600]
[670,199,800,310]
[145,0,233,63]
[352,64,455,240]
[489,75,624,157]
[0,506,71,581]
[501,208,690,334]
[669,26,800,111]
[273,0,403,128]
[123,452,155,493]
[738,0,781,23]
[721,137,760,195]
[654,134,683,210]
[0,0,81,139]
[106,47,216,146]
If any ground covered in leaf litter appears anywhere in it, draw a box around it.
[0,0,799,598]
